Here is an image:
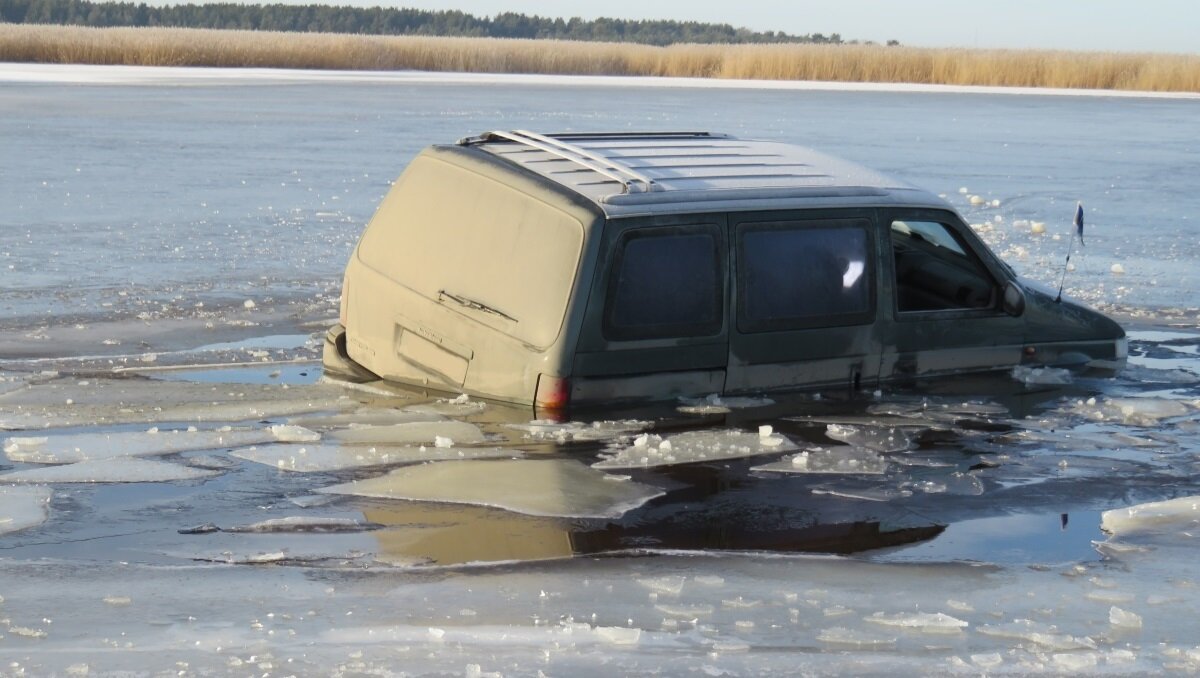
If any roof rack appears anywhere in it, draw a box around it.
[457,130,717,194]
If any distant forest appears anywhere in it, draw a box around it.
[0,0,856,45]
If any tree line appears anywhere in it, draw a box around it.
[0,0,857,45]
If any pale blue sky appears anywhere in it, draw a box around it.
[299,0,1196,54]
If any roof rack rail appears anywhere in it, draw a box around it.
[457,130,673,194]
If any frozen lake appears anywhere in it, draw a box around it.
[2,65,1200,674]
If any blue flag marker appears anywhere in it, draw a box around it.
[1074,201,1085,245]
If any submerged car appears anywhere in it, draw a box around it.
[324,130,1125,410]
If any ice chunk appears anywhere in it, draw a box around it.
[863,611,968,633]
[811,487,913,502]
[637,576,686,595]
[405,395,487,416]
[825,424,913,452]
[816,627,896,647]
[1012,365,1073,385]
[976,619,1097,650]
[3,425,317,464]
[328,421,486,445]
[219,517,383,533]
[655,603,715,618]
[506,419,651,443]
[593,429,797,469]
[0,485,51,535]
[0,376,349,429]
[0,457,219,483]
[317,459,664,518]
[1101,495,1200,536]
[1108,606,1143,628]
[288,409,446,429]
[677,393,774,414]
[751,446,888,474]
[1065,396,1192,426]
[231,443,517,472]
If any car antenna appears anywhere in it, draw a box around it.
[1054,201,1085,303]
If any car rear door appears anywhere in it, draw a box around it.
[725,209,882,394]
[570,214,730,404]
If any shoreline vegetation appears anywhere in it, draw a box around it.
[3,24,1199,93]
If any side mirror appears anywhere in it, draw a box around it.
[1002,281,1026,317]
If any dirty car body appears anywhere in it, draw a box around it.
[325,131,1126,410]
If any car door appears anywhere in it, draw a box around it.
[569,214,730,403]
[725,209,882,394]
[878,207,1025,381]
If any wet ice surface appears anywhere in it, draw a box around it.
[4,66,1200,673]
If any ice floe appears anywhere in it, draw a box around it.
[592,428,797,469]
[191,517,384,534]
[1101,495,1200,536]
[287,409,445,429]
[317,459,664,518]
[328,420,487,445]
[0,485,51,535]
[975,619,1097,651]
[506,419,652,443]
[751,446,888,475]
[1062,396,1193,426]
[0,376,350,429]
[1012,365,1073,385]
[863,611,968,633]
[0,457,220,484]
[677,393,775,414]
[824,424,913,453]
[3,424,317,464]
[231,443,518,472]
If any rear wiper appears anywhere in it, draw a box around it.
[437,289,519,323]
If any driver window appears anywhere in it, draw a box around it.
[890,220,996,312]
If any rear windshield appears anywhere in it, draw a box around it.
[357,156,584,348]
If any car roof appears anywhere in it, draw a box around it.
[453,131,951,218]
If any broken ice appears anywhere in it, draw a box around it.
[0,485,51,535]
[0,457,220,484]
[328,420,487,445]
[231,443,518,472]
[751,446,888,475]
[3,424,317,465]
[593,428,797,469]
[317,459,664,518]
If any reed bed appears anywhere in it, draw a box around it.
[3,24,1198,92]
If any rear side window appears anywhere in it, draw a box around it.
[605,227,723,340]
[736,220,874,332]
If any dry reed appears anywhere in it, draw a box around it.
[2,24,1198,92]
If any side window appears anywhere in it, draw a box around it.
[605,227,723,340]
[890,220,997,312]
[737,221,873,332]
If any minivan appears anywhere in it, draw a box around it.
[324,131,1126,410]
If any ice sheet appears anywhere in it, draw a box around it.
[0,376,350,429]
[1012,365,1074,385]
[751,446,888,475]
[507,419,652,443]
[592,428,797,469]
[0,485,51,535]
[0,457,220,484]
[216,517,383,533]
[1063,396,1193,426]
[1101,495,1200,536]
[677,394,775,414]
[328,421,487,445]
[3,424,317,464]
[231,443,518,472]
[288,409,445,429]
[824,424,914,453]
[317,459,664,518]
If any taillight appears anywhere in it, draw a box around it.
[534,374,571,411]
